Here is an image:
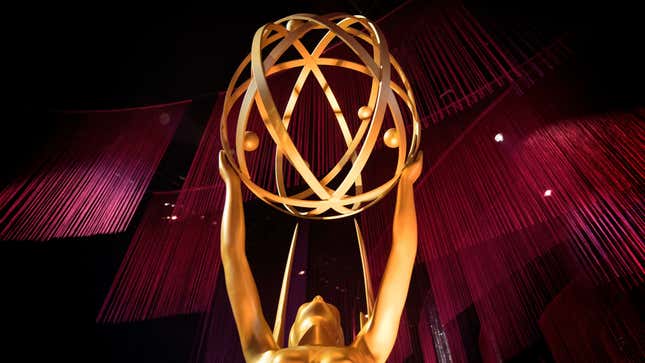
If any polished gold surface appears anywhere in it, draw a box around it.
[243,131,260,151]
[288,295,345,347]
[383,128,399,148]
[219,13,421,220]
[273,223,299,345]
[219,150,423,363]
[354,218,375,326]
[357,106,373,121]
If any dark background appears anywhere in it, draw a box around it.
[9,0,642,110]
[5,0,642,164]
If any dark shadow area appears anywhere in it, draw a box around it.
[96,314,202,363]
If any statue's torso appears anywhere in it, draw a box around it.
[257,345,374,363]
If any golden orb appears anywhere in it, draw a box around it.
[357,106,373,120]
[219,13,421,219]
[243,131,259,151]
[286,19,303,32]
[383,128,399,148]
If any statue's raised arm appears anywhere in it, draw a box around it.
[219,151,278,361]
[355,152,423,362]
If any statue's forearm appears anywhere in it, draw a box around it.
[221,178,246,257]
[219,177,277,358]
[363,177,418,361]
[392,178,418,254]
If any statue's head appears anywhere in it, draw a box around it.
[288,295,345,347]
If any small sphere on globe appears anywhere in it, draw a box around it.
[357,106,373,121]
[383,128,399,148]
[286,19,303,31]
[243,131,259,151]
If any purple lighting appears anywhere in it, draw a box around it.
[0,101,189,241]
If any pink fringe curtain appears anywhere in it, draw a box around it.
[374,0,572,125]
[361,72,643,361]
[97,98,227,323]
[0,101,188,241]
[539,276,644,362]
[96,186,226,323]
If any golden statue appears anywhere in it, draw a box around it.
[219,150,422,362]
[217,13,423,362]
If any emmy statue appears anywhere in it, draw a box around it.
[218,13,422,363]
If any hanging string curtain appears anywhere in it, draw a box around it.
[361,73,644,361]
[539,276,645,362]
[378,1,572,125]
[96,186,226,323]
[0,101,189,241]
[97,97,228,323]
[97,191,180,322]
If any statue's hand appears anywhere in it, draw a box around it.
[401,151,423,184]
[219,150,240,185]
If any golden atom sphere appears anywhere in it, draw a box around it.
[243,131,260,151]
[219,13,421,220]
[383,128,399,148]
[357,106,373,121]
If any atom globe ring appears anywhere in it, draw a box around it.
[220,13,421,220]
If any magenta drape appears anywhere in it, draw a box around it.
[374,1,571,125]
[360,72,644,361]
[97,98,227,323]
[0,101,188,241]
[96,186,226,323]
[539,277,644,362]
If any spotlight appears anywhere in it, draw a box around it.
[494,133,504,142]
[170,215,178,220]
[544,189,552,197]
[298,270,306,275]
[164,202,170,206]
